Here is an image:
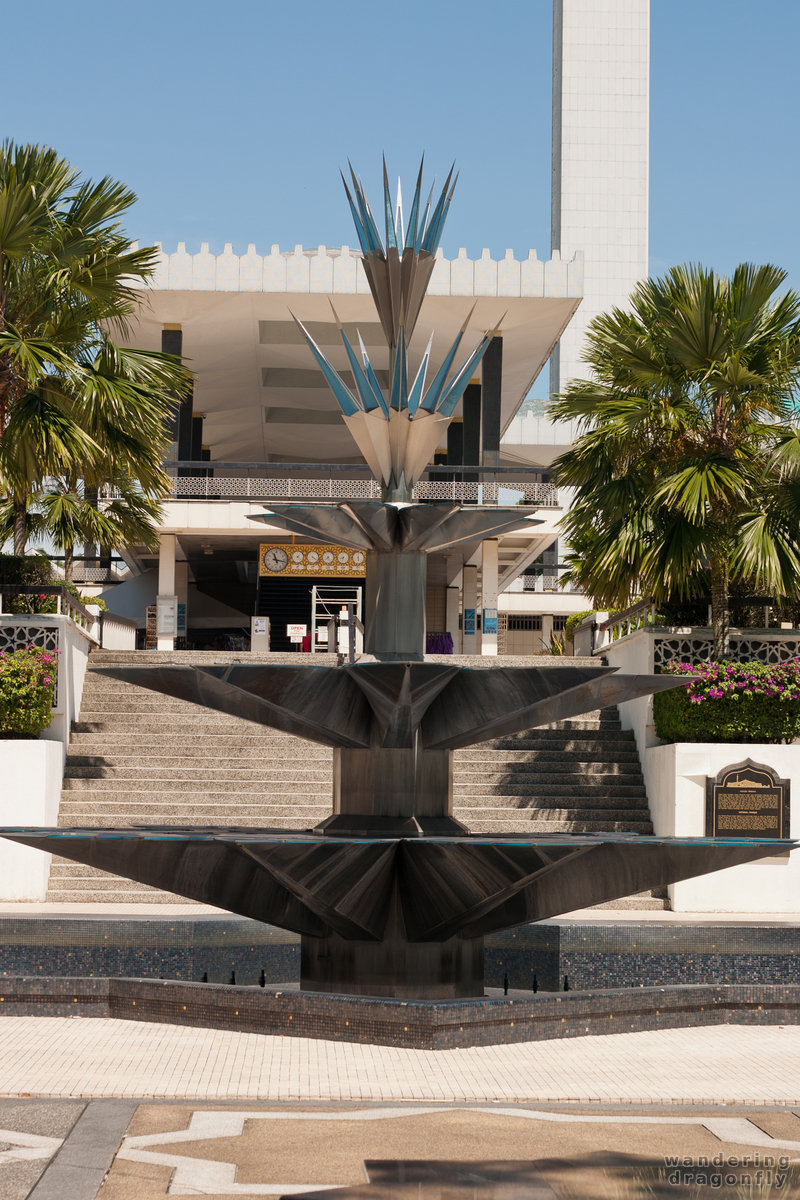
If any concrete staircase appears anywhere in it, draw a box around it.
[47,651,661,906]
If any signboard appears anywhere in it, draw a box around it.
[287,623,308,644]
[463,608,476,637]
[483,607,498,635]
[253,617,268,635]
[259,543,366,578]
[156,595,178,637]
[177,603,186,636]
[706,759,790,838]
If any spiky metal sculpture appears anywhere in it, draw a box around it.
[292,161,501,500]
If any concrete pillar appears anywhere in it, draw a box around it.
[446,585,461,654]
[175,559,189,646]
[481,337,502,471]
[542,613,554,653]
[462,383,481,502]
[156,533,177,651]
[461,563,478,655]
[480,539,499,656]
[162,326,193,472]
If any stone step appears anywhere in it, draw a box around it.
[453,768,643,784]
[453,781,647,797]
[58,798,329,815]
[488,735,637,750]
[68,735,329,752]
[454,750,641,764]
[463,819,654,834]
[457,804,651,820]
[63,769,333,786]
[456,793,650,810]
[453,762,642,777]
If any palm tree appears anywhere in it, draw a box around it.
[549,263,800,658]
[0,140,190,553]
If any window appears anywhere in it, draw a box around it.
[507,615,542,631]
[553,615,568,631]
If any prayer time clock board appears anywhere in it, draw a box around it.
[259,543,366,578]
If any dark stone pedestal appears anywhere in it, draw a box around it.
[300,931,485,999]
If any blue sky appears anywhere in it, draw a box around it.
[3,0,799,286]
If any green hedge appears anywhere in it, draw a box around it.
[0,646,58,738]
[653,660,800,744]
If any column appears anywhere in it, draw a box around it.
[480,539,499,656]
[461,563,478,655]
[446,585,461,654]
[162,326,193,472]
[481,337,502,471]
[462,383,481,502]
[446,418,463,483]
[156,533,177,651]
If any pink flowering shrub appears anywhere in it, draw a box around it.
[0,646,58,738]
[653,659,800,744]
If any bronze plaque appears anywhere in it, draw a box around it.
[705,759,790,838]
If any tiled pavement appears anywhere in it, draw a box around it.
[0,1018,799,1106]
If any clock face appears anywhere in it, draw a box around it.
[337,551,350,565]
[264,547,289,572]
[322,550,335,564]
[291,550,305,563]
[352,551,365,566]
[307,550,319,563]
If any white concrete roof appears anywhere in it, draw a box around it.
[124,244,582,464]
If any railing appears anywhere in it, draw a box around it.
[582,602,800,666]
[98,610,137,651]
[0,585,96,633]
[164,463,559,507]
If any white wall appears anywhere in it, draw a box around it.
[648,742,800,913]
[0,740,62,899]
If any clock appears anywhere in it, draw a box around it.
[263,547,289,573]
[322,550,335,564]
[307,550,319,563]
[291,550,304,563]
[337,551,350,565]
[352,551,365,566]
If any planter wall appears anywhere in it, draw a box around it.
[647,742,800,913]
[0,739,62,899]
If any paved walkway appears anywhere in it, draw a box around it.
[0,1018,798,1106]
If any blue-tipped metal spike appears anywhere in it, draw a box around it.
[383,158,398,252]
[329,305,385,415]
[341,172,372,256]
[415,178,436,254]
[395,178,404,249]
[404,158,424,255]
[389,328,408,411]
[407,334,433,415]
[424,173,458,257]
[359,333,390,417]
[290,312,362,418]
[349,164,383,254]
[418,304,476,413]
[436,315,504,419]
[421,165,456,255]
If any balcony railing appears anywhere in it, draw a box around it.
[164,463,559,507]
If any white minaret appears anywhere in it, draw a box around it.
[550,0,650,394]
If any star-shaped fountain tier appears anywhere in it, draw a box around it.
[1,161,795,1002]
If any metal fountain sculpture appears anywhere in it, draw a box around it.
[1,163,791,1000]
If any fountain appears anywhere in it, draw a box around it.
[1,162,790,1002]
